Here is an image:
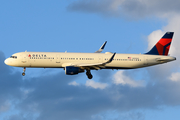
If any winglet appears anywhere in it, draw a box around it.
[106,52,116,64]
[95,41,107,53]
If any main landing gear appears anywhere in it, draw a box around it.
[22,67,26,76]
[86,69,93,79]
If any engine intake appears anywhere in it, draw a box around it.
[65,66,84,75]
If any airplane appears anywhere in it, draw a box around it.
[4,32,176,79]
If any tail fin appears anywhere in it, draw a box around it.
[146,32,174,56]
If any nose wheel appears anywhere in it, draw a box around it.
[86,70,93,79]
[22,67,26,76]
[22,72,25,76]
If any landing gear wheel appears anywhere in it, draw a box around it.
[22,72,25,76]
[22,67,26,76]
[86,70,93,79]
[87,74,93,79]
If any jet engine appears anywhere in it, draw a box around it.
[65,66,84,75]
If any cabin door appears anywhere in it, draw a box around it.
[144,57,148,65]
[22,54,27,63]
[98,56,103,63]
[56,55,60,63]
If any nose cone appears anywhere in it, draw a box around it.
[4,58,10,65]
[4,59,8,65]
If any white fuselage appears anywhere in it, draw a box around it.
[4,52,176,69]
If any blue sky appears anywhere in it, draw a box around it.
[1,0,180,120]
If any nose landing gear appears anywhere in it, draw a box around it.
[86,70,93,79]
[22,67,26,76]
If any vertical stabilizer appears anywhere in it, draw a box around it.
[146,32,174,56]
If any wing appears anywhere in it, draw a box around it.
[95,41,107,53]
[62,52,116,70]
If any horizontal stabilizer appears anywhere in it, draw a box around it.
[156,57,176,62]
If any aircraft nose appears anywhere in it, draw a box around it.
[4,58,10,65]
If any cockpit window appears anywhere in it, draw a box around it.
[10,56,17,59]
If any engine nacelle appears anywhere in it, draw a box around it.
[65,66,84,75]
